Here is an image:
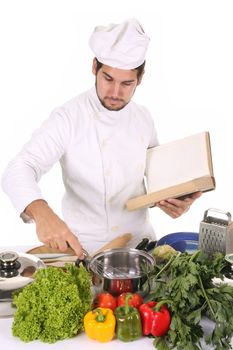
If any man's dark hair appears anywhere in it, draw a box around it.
[95,58,145,80]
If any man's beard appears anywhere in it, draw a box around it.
[100,97,127,111]
[95,84,128,111]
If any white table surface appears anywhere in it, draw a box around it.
[1,316,230,350]
[0,246,232,350]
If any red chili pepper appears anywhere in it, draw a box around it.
[117,293,143,309]
[139,300,171,337]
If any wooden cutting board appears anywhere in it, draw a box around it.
[26,245,75,255]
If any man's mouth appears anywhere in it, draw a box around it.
[105,97,124,105]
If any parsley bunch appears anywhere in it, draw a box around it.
[149,251,233,350]
[12,264,92,343]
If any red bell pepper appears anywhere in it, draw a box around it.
[117,293,143,309]
[139,300,171,337]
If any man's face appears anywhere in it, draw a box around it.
[92,59,142,111]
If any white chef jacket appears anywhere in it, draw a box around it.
[1,87,159,254]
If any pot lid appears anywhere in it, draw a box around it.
[0,251,45,291]
[0,251,46,319]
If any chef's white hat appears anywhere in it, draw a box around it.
[89,18,150,69]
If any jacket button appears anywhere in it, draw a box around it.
[94,112,100,119]
[101,139,108,147]
[105,169,112,176]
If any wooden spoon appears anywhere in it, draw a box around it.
[92,233,132,255]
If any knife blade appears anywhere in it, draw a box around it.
[34,253,74,260]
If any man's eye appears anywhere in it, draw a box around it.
[123,82,133,86]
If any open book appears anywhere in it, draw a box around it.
[126,131,215,211]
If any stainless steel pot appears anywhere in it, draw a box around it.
[0,251,46,318]
[87,248,155,297]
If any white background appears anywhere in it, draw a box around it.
[0,0,233,248]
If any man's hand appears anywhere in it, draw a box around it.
[156,192,202,218]
[25,200,85,259]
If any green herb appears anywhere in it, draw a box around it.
[12,264,92,343]
[148,250,233,350]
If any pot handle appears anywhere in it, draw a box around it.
[75,249,89,269]
[135,238,149,250]
[75,258,88,269]
[144,240,157,252]
[135,238,157,252]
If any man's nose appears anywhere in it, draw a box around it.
[111,83,121,97]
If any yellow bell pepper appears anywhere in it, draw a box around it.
[84,307,116,342]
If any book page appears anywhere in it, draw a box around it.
[146,132,212,192]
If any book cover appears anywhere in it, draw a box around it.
[126,131,215,211]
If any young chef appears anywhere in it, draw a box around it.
[1,19,201,258]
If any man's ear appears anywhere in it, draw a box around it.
[92,58,97,75]
[137,71,144,85]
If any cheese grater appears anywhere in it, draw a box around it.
[199,208,233,255]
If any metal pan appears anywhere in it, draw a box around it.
[83,248,155,297]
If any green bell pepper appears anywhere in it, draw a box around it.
[114,293,142,342]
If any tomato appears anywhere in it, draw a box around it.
[93,293,117,311]
[117,292,143,309]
